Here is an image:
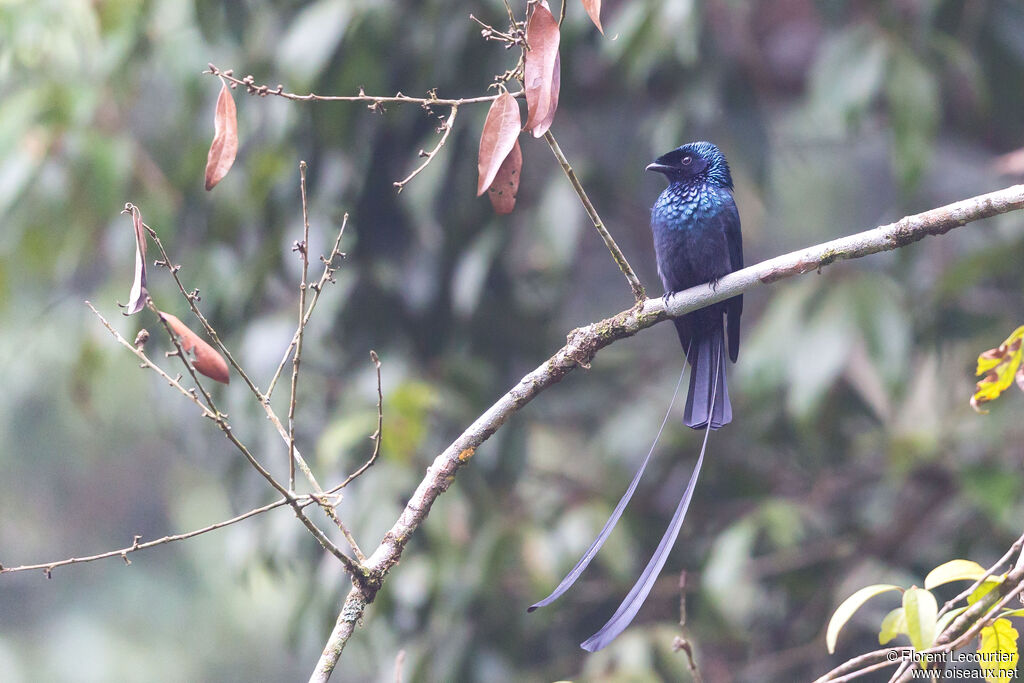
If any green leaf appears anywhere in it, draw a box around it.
[936,607,968,637]
[879,607,907,645]
[809,26,889,130]
[979,618,1019,682]
[827,584,902,654]
[969,579,1005,607]
[885,48,939,190]
[925,560,988,589]
[704,519,758,628]
[903,586,938,651]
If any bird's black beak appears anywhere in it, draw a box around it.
[645,162,672,175]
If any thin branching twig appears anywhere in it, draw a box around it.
[393,105,459,192]
[267,214,348,398]
[328,351,384,494]
[0,495,311,576]
[126,204,324,495]
[288,161,313,491]
[542,131,647,302]
[206,64,523,107]
[86,301,216,420]
[312,185,1024,679]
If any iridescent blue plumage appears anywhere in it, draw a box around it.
[575,143,744,652]
[528,142,743,653]
[649,141,743,429]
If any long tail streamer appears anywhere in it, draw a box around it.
[527,365,688,612]
[579,345,721,652]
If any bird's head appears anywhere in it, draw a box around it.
[646,141,733,189]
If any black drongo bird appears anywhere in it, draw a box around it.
[528,141,743,651]
[648,140,743,429]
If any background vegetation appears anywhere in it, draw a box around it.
[1,0,1023,680]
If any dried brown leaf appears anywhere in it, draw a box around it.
[477,90,521,196]
[488,139,522,214]
[159,311,230,384]
[524,2,560,136]
[532,52,560,138]
[582,0,604,34]
[204,82,238,191]
[124,204,147,315]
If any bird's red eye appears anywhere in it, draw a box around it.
[681,156,692,165]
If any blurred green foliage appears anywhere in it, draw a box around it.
[1,0,1023,681]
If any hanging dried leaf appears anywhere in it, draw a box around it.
[159,311,230,384]
[123,203,148,315]
[532,52,560,138]
[204,81,238,191]
[582,0,604,34]
[971,325,1024,413]
[477,90,521,196]
[524,2,560,136]
[488,139,522,214]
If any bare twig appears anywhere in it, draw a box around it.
[311,184,1024,679]
[469,14,519,45]
[124,203,325,495]
[327,351,384,494]
[394,649,406,683]
[267,214,349,398]
[150,299,220,416]
[86,301,217,420]
[818,533,1024,683]
[671,571,705,683]
[542,130,647,302]
[829,657,907,683]
[206,64,523,107]
[936,530,1024,618]
[95,303,360,578]
[814,648,912,683]
[288,161,313,491]
[393,105,459,193]
[0,495,310,576]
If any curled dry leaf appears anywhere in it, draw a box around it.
[477,90,521,196]
[204,81,238,191]
[971,325,1024,413]
[159,311,231,384]
[123,203,148,315]
[488,139,522,214]
[582,0,604,34]
[524,1,560,137]
[533,52,560,138]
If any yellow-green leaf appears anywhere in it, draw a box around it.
[979,618,1019,682]
[925,559,988,589]
[969,579,1004,607]
[972,325,1024,413]
[936,606,967,637]
[903,586,938,652]
[827,584,902,654]
[880,607,907,645]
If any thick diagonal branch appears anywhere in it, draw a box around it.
[311,184,1024,681]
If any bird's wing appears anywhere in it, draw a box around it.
[719,196,743,362]
[723,196,743,272]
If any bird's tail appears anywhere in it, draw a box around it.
[684,328,731,430]
[580,344,721,652]
[527,365,687,613]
